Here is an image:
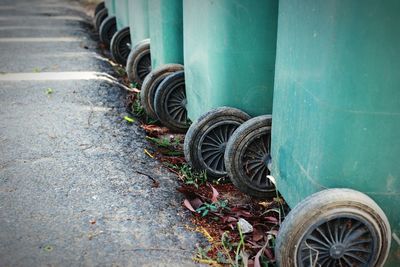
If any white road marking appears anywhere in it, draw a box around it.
[0,26,77,30]
[0,72,132,91]
[0,4,81,11]
[0,37,81,42]
[0,16,85,21]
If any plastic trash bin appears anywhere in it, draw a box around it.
[269,1,400,266]
[138,0,188,132]
[125,0,151,86]
[110,0,131,65]
[182,0,278,178]
[99,0,117,48]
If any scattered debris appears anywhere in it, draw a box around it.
[124,116,135,123]
[43,245,53,252]
[45,88,54,95]
[124,74,287,267]
[238,218,253,234]
[144,149,154,159]
[135,170,160,188]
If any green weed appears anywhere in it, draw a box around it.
[164,163,207,188]
[146,136,180,148]
[130,82,139,89]
[131,94,145,116]
[115,66,126,77]
[196,200,229,217]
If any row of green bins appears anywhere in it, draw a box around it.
[138,0,188,132]
[264,0,399,266]
[182,0,279,183]
[126,0,152,86]
[109,0,131,65]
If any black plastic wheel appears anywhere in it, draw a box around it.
[94,8,108,31]
[275,189,391,267]
[224,115,275,198]
[184,107,251,178]
[141,64,184,119]
[154,70,190,133]
[126,39,151,85]
[110,27,131,65]
[99,16,117,49]
[94,1,105,16]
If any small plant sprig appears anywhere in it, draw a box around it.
[196,200,229,217]
[146,136,181,149]
[163,163,208,188]
[115,66,126,77]
[131,93,145,116]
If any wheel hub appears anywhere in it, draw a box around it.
[261,153,270,166]
[329,244,345,259]
[180,98,187,108]
[219,142,227,153]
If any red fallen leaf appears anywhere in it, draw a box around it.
[252,228,264,242]
[160,156,186,165]
[141,124,169,137]
[221,216,237,223]
[264,216,279,224]
[189,198,204,210]
[228,223,236,230]
[210,184,219,203]
[230,207,253,218]
[183,199,196,212]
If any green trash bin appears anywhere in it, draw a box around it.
[182,0,278,178]
[105,0,116,16]
[114,0,129,31]
[110,0,131,65]
[126,0,151,86]
[269,1,400,266]
[138,0,189,133]
[99,0,117,49]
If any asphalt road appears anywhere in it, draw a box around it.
[0,0,203,266]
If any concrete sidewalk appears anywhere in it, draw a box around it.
[0,1,203,266]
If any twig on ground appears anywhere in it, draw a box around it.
[136,170,160,188]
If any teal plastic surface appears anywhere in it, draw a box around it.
[104,0,115,16]
[128,0,149,47]
[105,0,115,16]
[149,0,184,69]
[271,1,400,265]
[115,0,129,30]
[183,0,278,121]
